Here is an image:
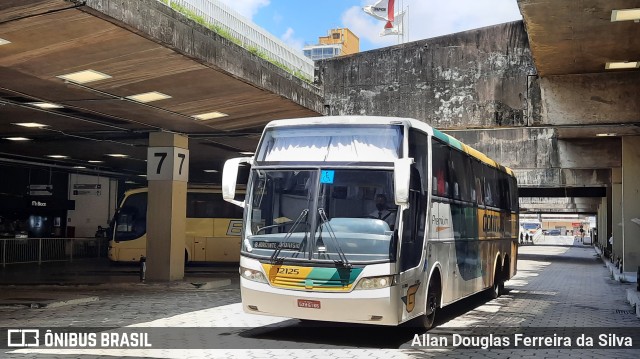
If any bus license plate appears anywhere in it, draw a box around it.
[297,299,321,309]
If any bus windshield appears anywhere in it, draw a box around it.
[113,192,147,242]
[246,169,397,263]
[255,125,403,163]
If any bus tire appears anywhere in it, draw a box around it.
[421,274,441,330]
[488,265,502,299]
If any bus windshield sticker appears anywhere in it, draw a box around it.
[320,170,335,184]
[253,241,301,250]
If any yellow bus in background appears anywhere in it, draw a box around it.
[107,186,244,263]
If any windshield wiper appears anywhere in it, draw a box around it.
[317,208,351,268]
[270,209,309,264]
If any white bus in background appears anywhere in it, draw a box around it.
[223,116,519,329]
[520,220,541,237]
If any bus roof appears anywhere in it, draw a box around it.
[263,116,514,177]
[264,116,418,129]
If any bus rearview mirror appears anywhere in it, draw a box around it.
[222,157,252,207]
[394,158,413,206]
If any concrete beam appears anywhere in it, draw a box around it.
[557,138,621,169]
[448,128,621,170]
[512,168,611,187]
[444,128,555,168]
[519,197,600,213]
[80,0,323,114]
[531,73,640,126]
[519,197,602,206]
[520,207,598,214]
[447,128,616,187]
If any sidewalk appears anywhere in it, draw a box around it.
[595,246,640,319]
[0,259,237,309]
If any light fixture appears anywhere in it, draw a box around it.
[203,169,219,173]
[107,154,129,158]
[192,111,228,120]
[87,160,104,163]
[29,102,63,109]
[126,91,172,103]
[239,152,254,155]
[47,155,68,159]
[611,8,640,22]
[12,122,48,128]
[73,166,86,169]
[605,61,639,70]
[57,69,112,84]
[125,180,137,184]
[596,133,617,137]
[138,175,147,177]
[3,137,31,141]
[0,38,11,46]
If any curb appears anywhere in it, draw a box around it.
[0,296,99,309]
[627,288,640,319]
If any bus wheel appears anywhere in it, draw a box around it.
[489,266,502,299]
[422,276,440,330]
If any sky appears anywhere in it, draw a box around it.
[215,0,523,53]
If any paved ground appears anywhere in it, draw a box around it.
[1,239,638,358]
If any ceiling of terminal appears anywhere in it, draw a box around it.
[518,0,640,76]
[0,0,318,182]
[518,0,640,141]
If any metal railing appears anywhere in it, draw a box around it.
[0,237,109,267]
[160,0,314,78]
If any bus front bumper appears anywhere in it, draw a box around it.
[240,278,401,326]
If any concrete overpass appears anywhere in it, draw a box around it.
[316,0,640,273]
[0,0,322,182]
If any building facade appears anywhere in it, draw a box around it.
[304,28,359,61]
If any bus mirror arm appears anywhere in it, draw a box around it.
[394,157,414,206]
[222,157,252,207]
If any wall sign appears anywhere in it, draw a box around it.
[73,184,102,196]
[146,147,189,182]
[27,184,53,196]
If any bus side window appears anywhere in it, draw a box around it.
[432,139,450,198]
[471,160,484,206]
[450,149,472,202]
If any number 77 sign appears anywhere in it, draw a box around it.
[146,147,189,182]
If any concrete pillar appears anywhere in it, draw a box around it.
[599,198,607,248]
[607,185,613,249]
[145,132,189,281]
[597,202,602,246]
[611,169,622,262]
[622,136,640,272]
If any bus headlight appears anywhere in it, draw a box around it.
[355,275,395,290]
[240,267,268,283]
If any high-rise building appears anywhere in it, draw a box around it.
[303,28,360,61]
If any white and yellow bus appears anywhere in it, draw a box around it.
[223,116,519,329]
[108,186,244,263]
